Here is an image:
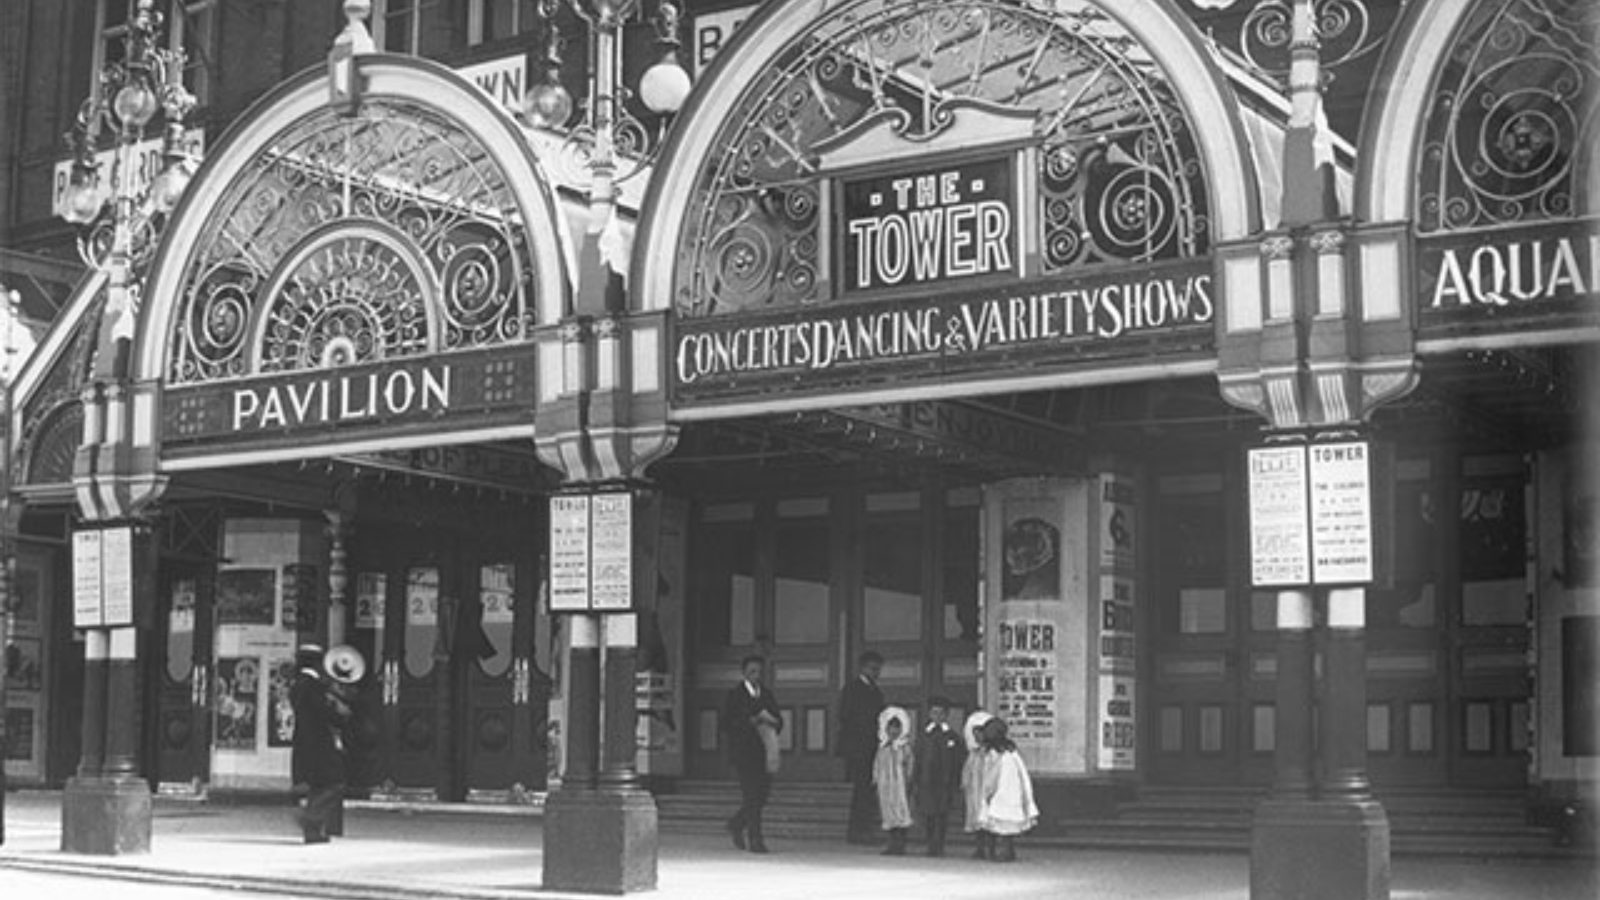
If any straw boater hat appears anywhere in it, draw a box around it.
[323,644,366,684]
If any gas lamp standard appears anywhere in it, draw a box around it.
[55,0,197,857]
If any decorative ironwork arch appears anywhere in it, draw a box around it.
[168,95,541,384]
[672,0,1212,318]
[1415,0,1598,232]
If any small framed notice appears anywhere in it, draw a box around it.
[99,526,135,627]
[1247,445,1311,587]
[1309,441,1374,584]
[73,530,103,628]
[589,493,633,611]
[549,495,592,612]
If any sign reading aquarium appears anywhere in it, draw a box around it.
[672,257,1213,395]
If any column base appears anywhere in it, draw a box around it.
[542,785,658,894]
[1250,796,1390,900]
[61,775,152,855]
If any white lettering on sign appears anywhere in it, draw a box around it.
[673,272,1213,384]
[844,164,1015,290]
[230,366,450,431]
[1430,232,1600,308]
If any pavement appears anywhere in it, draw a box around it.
[0,790,1596,900]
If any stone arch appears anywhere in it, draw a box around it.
[633,0,1262,314]
[1356,0,1599,227]
[134,55,573,386]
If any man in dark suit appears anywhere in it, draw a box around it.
[835,649,885,844]
[721,654,781,854]
[291,644,349,844]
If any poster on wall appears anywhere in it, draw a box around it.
[267,657,297,748]
[635,493,688,775]
[1001,508,1062,601]
[480,564,516,624]
[355,572,387,629]
[986,480,1088,776]
[995,615,1061,746]
[1097,674,1136,771]
[1099,477,1137,571]
[217,568,277,626]
[215,657,260,750]
[281,563,319,633]
[1098,576,1135,674]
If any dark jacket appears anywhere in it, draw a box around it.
[912,721,967,815]
[835,675,884,765]
[721,680,781,779]
[291,668,349,788]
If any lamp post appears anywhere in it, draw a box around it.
[57,0,196,856]
[529,1,688,894]
[0,284,19,846]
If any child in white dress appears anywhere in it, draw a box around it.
[978,717,1038,862]
[961,710,995,858]
[873,705,914,855]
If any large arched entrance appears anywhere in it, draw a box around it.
[114,55,573,801]
[633,0,1265,798]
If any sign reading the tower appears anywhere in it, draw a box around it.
[839,157,1015,293]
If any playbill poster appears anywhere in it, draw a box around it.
[987,478,1089,775]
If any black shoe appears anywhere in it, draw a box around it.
[748,840,769,854]
[726,821,746,851]
[304,833,330,844]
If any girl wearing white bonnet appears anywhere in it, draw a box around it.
[873,705,914,855]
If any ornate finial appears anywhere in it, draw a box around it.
[329,0,375,111]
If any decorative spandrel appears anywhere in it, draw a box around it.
[169,98,537,384]
[675,0,1210,318]
[1417,0,1597,233]
[1178,0,1401,143]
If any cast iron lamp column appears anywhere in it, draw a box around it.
[532,2,687,890]
[0,285,19,845]
[1239,3,1400,897]
[57,0,195,856]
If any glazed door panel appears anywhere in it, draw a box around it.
[152,562,214,790]
[458,558,544,798]
[387,563,449,797]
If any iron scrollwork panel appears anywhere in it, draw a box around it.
[675,0,1211,319]
[170,99,539,384]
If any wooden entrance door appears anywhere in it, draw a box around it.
[355,522,543,801]
[1147,466,1275,788]
[685,496,842,783]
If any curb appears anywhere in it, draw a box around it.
[0,853,592,900]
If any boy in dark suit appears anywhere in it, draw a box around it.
[721,654,782,853]
[912,695,966,856]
